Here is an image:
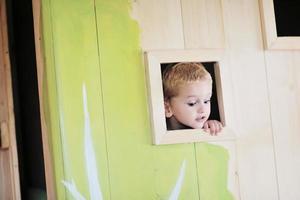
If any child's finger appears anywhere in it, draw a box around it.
[209,122,216,135]
[218,122,223,133]
[203,123,209,133]
[213,121,221,135]
[213,121,220,135]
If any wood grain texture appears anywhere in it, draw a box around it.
[135,0,237,198]
[222,0,280,199]
[0,3,12,199]
[265,51,300,200]
[181,0,225,48]
[0,0,21,199]
[31,0,56,199]
[0,121,9,149]
[132,0,185,50]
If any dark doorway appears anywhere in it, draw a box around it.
[5,0,47,199]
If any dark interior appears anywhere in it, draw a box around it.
[273,0,300,36]
[5,0,47,199]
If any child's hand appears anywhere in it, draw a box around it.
[203,120,223,136]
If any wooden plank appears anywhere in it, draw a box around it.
[0,0,21,199]
[0,121,9,149]
[258,0,278,49]
[131,0,184,50]
[49,0,110,198]
[0,153,12,199]
[38,0,67,198]
[0,0,9,149]
[195,141,240,200]
[179,1,239,196]
[265,51,300,200]
[222,0,279,199]
[181,0,225,48]
[94,0,199,199]
[31,0,56,199]
[0,3,13,199]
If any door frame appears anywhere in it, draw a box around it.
[31,0,56,199]
[0,0,21,199]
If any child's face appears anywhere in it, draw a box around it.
[165,80,212,129]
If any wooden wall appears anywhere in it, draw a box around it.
[39,0,300,199]
[134,0,300,199]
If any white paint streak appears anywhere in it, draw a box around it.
[168,160,187,200]
[83,84,104,200]
[62,84,104,200]
[62,180,86,200]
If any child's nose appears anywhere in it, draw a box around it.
[197,105,204,113]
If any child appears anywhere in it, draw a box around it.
[162,62,222,135]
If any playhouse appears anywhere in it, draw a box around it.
[0,0,300,199]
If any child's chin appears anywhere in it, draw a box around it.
[191,124,204,129]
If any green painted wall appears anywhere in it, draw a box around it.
[41,0,234,199]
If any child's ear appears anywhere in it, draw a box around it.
[164,100,173,118]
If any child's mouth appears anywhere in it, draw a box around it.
[196,116,206,122]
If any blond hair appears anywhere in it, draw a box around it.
[162,62,212,99]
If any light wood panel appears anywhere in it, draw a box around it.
[131,0,185,50]
[265,51,300,200]
[134,0,238,199]
[222,0,279,199]
[178,4,239,195]
[0,0,20,199]
[181,0,225,49]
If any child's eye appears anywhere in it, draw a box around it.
[204,100,211,104]
[187,102,197,107]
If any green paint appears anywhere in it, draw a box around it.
[42,0,110,199]
[41,0,234,199]
[95,1,199,199]
[196,143,234,200]
[41,0,66,198]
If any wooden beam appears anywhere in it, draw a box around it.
[31,0,57,199]
[0,0,21,199]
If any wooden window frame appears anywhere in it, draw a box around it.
[145,49,235,145]
[259,0,300,50]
